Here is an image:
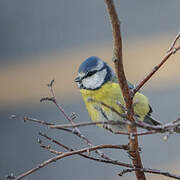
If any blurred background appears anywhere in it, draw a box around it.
[1,0,180,179]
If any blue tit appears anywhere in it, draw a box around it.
[75,56,161,133]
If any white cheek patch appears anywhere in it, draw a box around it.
[82,68,107,89]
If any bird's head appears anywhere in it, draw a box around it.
[75,56,114,90]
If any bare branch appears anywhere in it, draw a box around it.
[104,1,146,179]
[119,168,180,180]
[167,31,180,52]
[38,138,63,155]
[47,79,55,88]
[132,118,180,133]
[41,80,118,162]
[23,116,54,126]
[87,99,180,134]
[49,120,129,129]
[9,144,131,180]
[50,121,105,128]
[17,114,180,138]
[16,113,121,164]
[38,132,132,167]
[134,32,180,94]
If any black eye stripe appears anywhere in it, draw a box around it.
[86,70,97,77]
[83,66,106,79]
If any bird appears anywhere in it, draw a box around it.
[74,56,161,133]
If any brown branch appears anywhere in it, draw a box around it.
[134,32,180,94]
[22,116,156,136]
[10,144,131,180]
[38,138,63,155]
[131,117,180,133]
[15,114,124,165]
[49,120,130,129]
[38,132,132,167]
[49,120,176,136]
[24,114,180,137]
[40,80,115,162]
[23,116,54,126]
[38,135,129,157]
[104,0,145,179]
[86,99,180,134]
[167,31,180,52]
[119,168,180,180]
[19,113,180,139]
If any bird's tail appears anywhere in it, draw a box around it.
[144,115,162,126]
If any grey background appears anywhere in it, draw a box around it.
[1,0,180,180]
[1,0,180,63]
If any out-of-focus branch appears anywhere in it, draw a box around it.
[119,168,180,180]
[104,1,146,179]
[134,32,180,94]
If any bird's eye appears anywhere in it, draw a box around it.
[87,71,96,77]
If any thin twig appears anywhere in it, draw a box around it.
[119,168,180,180]
[23,115,155,137]
[167,32,180,53]
[20,115,180,137]
[41,80,116,161]
[23,115,119,161]
[134,32,180,94]
[10,144,131,180]
[132,118,180,133]
[49,120,130,129]
[23,116,54,126]
[38,138,63,155]
[49,121,159,136]
[134,130,157,136]
[38,132,132,166]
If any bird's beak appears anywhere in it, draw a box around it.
[74,76,81,82]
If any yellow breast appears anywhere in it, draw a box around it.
[80,81,150,126]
